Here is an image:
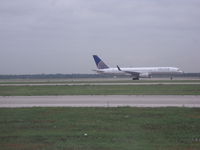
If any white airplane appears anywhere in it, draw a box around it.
[92,55,183,80]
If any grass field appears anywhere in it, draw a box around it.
[0,107,200,150]
[0,84,200,96]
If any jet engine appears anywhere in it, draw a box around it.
[139,73,151,78]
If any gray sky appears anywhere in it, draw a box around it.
[0,0,200,74]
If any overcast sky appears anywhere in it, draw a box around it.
[0,0,200,74]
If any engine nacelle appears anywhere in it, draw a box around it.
[139,73,151,78]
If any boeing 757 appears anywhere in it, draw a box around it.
[93,55,183,80]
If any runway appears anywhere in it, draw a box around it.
[1,82,200,86]
[0,95,200,108]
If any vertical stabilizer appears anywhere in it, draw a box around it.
[93,55,109,69]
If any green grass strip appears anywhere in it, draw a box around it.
[0,84,200,96]
[0,107,200,150]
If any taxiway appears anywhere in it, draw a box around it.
[0,95,199,108]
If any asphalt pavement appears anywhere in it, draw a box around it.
[0,95,199,108]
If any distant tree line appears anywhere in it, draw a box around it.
[0,74,113,79]
[153,73,200,78]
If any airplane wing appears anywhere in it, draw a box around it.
[117,65,140,77]
[124,71,140,76]
[92,69,104,73]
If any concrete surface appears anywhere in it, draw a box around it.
[0,95,200,108]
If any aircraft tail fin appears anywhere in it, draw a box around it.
[93,55,109,69]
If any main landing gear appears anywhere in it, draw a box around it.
[132,77,139,80]
[170,73,173,80]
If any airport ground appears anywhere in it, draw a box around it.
[0,78,200,150]
[1,95,200,108]
[0,84,200,96]
[1,107,200,150]
[0,77,200,84]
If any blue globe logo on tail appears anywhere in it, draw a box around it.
[93,55,109,69]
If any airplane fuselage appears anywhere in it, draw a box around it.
[94,67,183,77]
